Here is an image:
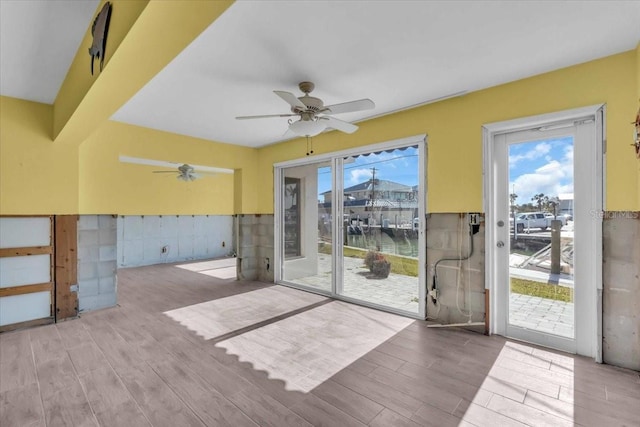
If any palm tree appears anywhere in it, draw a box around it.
[532,193,546,210]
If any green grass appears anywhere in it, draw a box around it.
[318,243,419,277]
[510,277,573,302]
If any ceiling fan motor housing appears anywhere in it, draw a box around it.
[178,164,194,174]
[293,95,324,114]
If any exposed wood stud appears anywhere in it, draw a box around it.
[0,282,53,298]
[54,215,79,321]
[0,316,53,333]
[0,246,53,257]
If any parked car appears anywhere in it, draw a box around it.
[544,212,567,226]
[509,212,551,232]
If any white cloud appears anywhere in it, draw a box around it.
[510,145,574,205]
[509,142,552,168]
[349,168,372,185]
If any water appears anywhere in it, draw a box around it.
[346,227,419,258]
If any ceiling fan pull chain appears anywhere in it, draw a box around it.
[305,136,314,156]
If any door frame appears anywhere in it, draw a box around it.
[274,134,427,319]
[483,105,605,360]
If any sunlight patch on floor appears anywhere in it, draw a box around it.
[163,286,325,340]
[462,341,575,425]
[215,301,414,393]
[175,258,236,271]
[196,267,237,279]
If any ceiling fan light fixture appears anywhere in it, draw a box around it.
[289,118,327,137]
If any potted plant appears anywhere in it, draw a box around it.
[364,250,391,278]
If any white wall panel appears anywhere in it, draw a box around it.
[143,215,161,237]
[160,215,178,238]
[194,235,208,258]
[193,215,206,235]
[124,216,144,239]
[123,239,144,266]
[178,235,194,259]
[178,216,194,235]
[0,217,50,248]
[118,215,233,267]
[0,292,50,326]
[0,255,50,287]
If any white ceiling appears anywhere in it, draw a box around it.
[0,0,100,104]
[2,1,639,148]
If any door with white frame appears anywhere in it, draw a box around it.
[484,106,603,357]
[275,136,426,319]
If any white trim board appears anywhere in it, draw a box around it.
[482,104,604,361]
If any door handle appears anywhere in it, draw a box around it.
[497,241,504,248]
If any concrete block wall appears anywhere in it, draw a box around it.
[602,212,640,370]
[237,214,274,282]
[426,213,486,325]
[117,215,233,268]
[78,215,118,312]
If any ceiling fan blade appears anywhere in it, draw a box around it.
[236,113,298,120]
[152,171,178,173]
[274,91,307,109]
[324,98,375,115]
[321,117,358,134]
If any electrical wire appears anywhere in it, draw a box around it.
[431,214,474,309]
[455,215,473,320]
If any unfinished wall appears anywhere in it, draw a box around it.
[78,215,117,312]
[426,213,486,325]
[116,215,233,268]
[602,212,640,370]
[237,214,274,282]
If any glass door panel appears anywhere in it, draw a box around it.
[507,133,575,342]
[338,146,420,315]
[281,163,332,293]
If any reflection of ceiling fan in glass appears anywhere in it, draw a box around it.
[119,156,234,182]
[236,81,375,137]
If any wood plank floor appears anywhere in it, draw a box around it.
[1,260,639,426]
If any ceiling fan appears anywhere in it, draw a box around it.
[119,155,234,182]
[236,81,375,137]
[153,163,200,181]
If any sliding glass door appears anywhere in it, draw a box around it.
[338,147,421,314]
[275,136,426,319]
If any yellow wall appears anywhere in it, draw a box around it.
[636,43,640,207]
[2,51,638,216]
[0,97,79,214]
[257,50,639,213]
[79,121,258,215]
[637,43,640,99]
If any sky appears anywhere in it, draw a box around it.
[508,136,573,206]
[314,139,573,204]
